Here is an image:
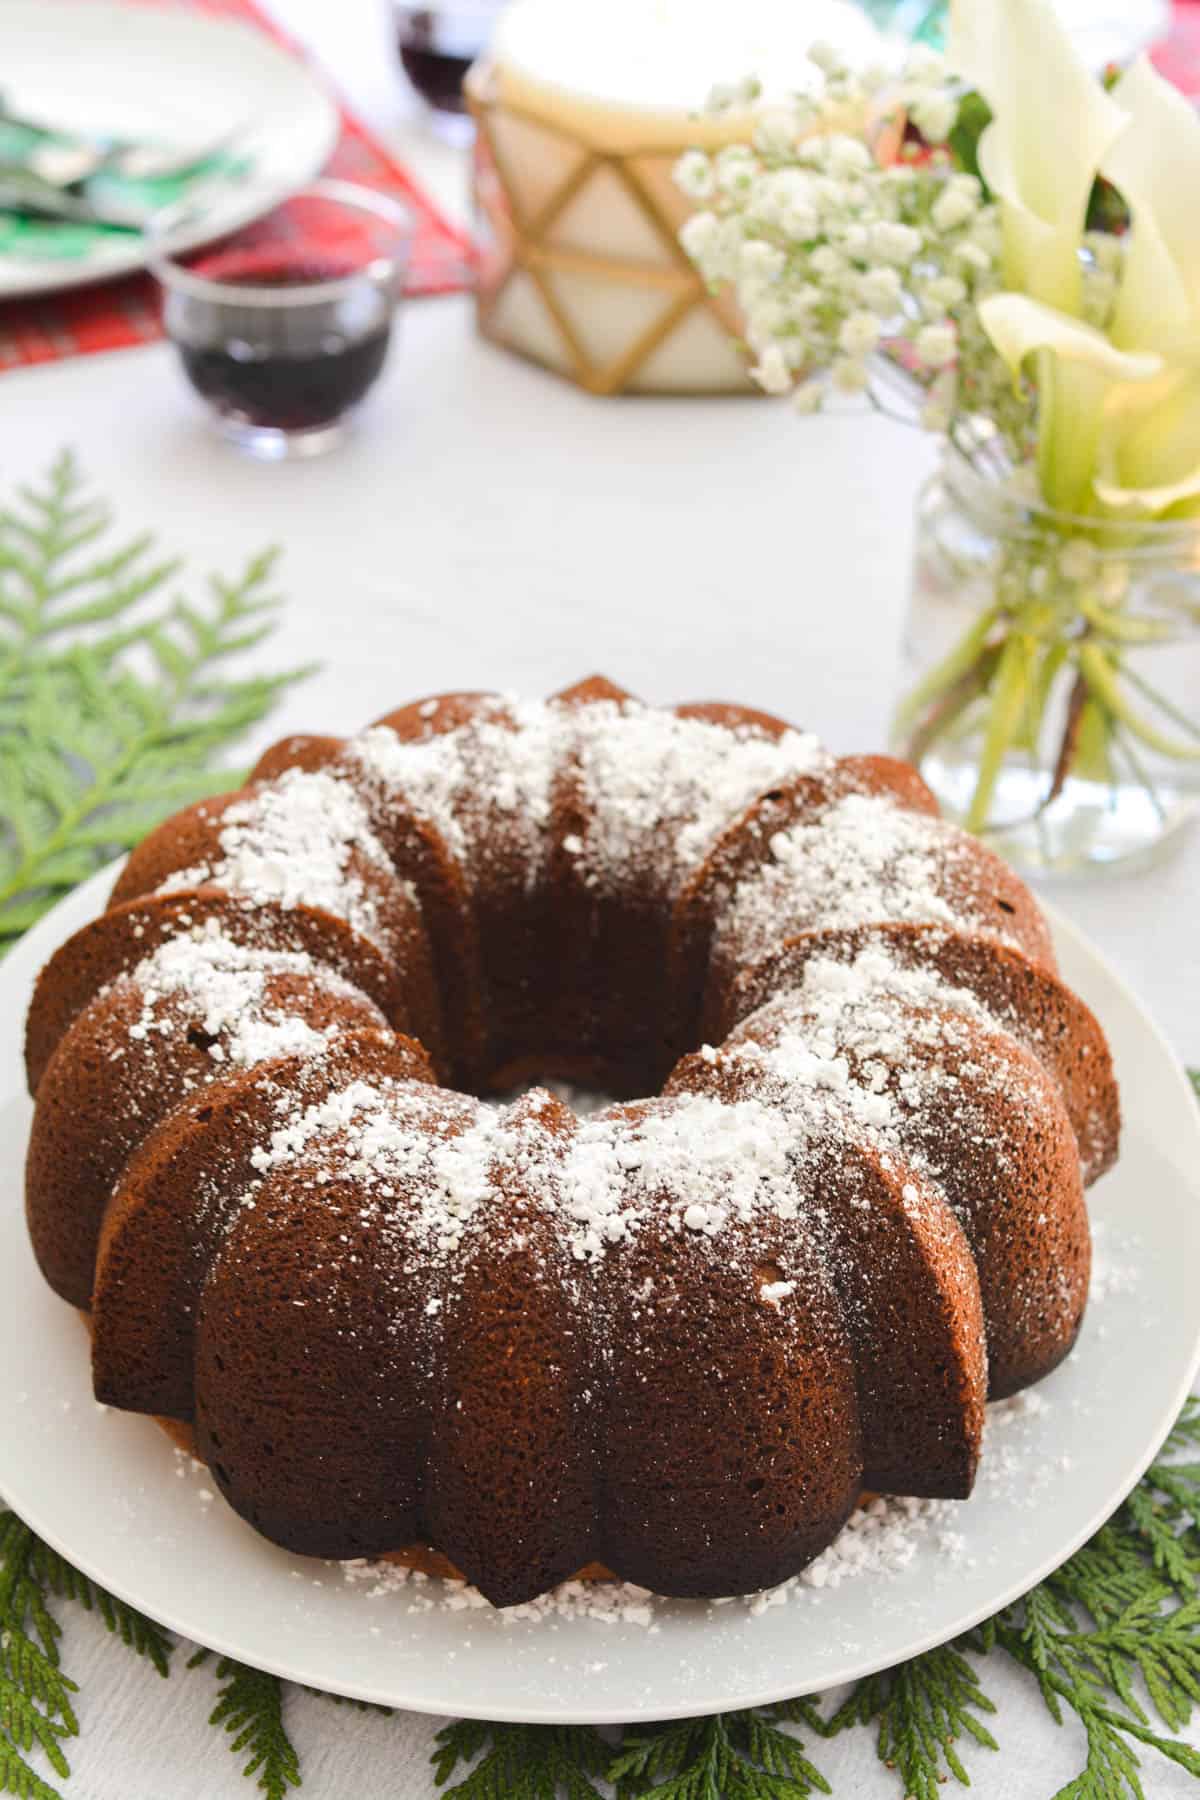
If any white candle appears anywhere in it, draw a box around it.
[489,0,884,150]
[468,0,884,394]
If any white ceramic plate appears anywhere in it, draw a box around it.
[0,0,339,300]
[1,866,1197,1724]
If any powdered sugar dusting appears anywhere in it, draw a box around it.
[717,942,1049,1158]
[561,1094,801,1261]
[242,1080,571,1262]
[572,701,827,887]
[351,697,561,886]
[160,769,400,948]
[718,792,1019,966]
[337,1489,965,1624]
[123,919,370,1068]
[352,696,827,898]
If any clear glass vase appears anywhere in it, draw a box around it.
[891,453,1200,876]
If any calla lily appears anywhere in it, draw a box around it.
[1084,57,1200,519]
[978,293,1161,514]
[949,0,1125,314]
[1105,56,1200,356]
[1095,366,1200,519]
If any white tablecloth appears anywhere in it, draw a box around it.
[3,4,1198,1794]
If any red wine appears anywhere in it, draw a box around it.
[399,41,475,115]
[394,5,500,115]
[167,263,392,433]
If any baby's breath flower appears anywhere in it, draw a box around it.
[754,109,798,157]
[831,356,870,395]
[836,222,870,258]
[673,46,1023,460]
[869,220,923,267]
[748,169,818,239]
[784,285,823,321]
[838,310,881,357]
[910,91,959,145]
[743,297,792,343]
[826,134,872,178]
[680,210,719,260]
[716,144,759,198]
[751,343,794,395]
[914,322,958,370]
[860,265,904,317]
[739,239,787,282]
[680,211,741,282]
[675,151,714,202]
[931,184,977,233]
[810,244,846,280]
[924,273,968,311]
[954,240,993,273]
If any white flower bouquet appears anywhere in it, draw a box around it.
[676,0,1200,868]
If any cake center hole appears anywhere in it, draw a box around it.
[483,1076,616,1118]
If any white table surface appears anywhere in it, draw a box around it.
[2,3,1198,1795]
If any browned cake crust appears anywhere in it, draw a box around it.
[24,678,1118,1609]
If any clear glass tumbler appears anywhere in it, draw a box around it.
[150,180,411,460]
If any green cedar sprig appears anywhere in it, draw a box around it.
[189,1650,301,1800]
[609,1710,831,1798]
[793,1644,999,1799]
[432,1719,611,1797]
[0,450,312,949]
[0,1509,168,1800]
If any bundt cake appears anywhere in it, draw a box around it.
[24,678,1119,1608]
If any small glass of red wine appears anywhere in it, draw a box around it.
[149,181,411,460]
[393,3,502,144]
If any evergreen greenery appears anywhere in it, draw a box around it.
[608,1709,831,1798]
[0,1509,168,1799]
[204,1656,301,1800]
[0,449,311,951]
[432,1721,611,1797]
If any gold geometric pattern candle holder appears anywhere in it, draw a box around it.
[466,61,754,397]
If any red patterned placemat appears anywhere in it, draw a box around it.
[0,0,474,373]
[1154,0,1200,92]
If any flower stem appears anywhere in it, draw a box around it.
[904,643,1002,764]
[1078,642,1200,761]
[894,601,1002,736]
[965,632,1035,832]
